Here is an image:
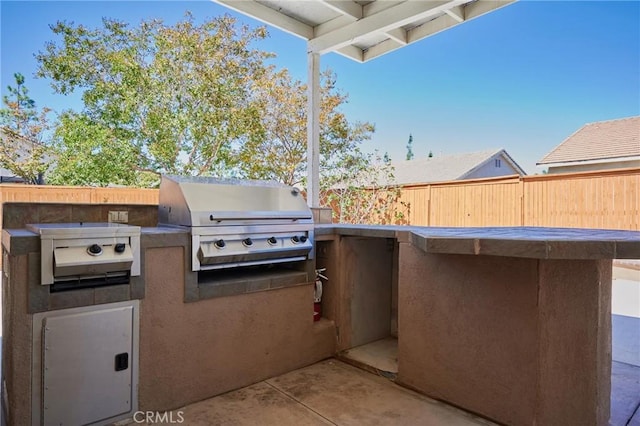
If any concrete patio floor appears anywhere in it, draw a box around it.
[610,265,640,426]
[129,359,496,426]
[611,361,640,426]
[128,264,639,426]
[127,355,640,426]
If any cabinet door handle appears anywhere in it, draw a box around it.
[115,353,129,371]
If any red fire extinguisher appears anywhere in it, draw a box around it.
[314,268,327,322]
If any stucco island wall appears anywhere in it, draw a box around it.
[138,241,336,412]
[316,224,639,426]
[397,244,611,426]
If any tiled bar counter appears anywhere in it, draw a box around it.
[315,224,640,426]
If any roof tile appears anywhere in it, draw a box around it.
[538,116,640,165]
[389,149,522,185]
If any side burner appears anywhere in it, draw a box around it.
[27,222,141,286]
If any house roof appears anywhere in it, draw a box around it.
[212,0,515,63]
[0,126,50,182]
[388,148,524,185]
[537,116,640,166]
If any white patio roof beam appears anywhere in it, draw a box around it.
[365,13,458,61]
[316,0,363,19]
[464,0,515,20]
[363,0,516,62]
[308,0,468,53]
[385,28,408,45]
[444,5,465,22]
[213,0,314,39]
[336,45,365,62]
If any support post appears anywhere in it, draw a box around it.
[306,50,320,207]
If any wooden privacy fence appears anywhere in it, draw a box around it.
[397,168,639,231]
[0,167,638,232]
[0,184,159,230]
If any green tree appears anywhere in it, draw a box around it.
[47,113,152,186]
[37,14,270,186]
[0,73,51,184]
[406,133,414,160]
[227,67,407,224]
[230,68,375,188]
[428,150,433,158]
[325,150,410,225]
[35,13,404,224]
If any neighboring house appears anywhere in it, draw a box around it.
[537,116,640,174]
[0,126,50,184]
[0,164,25,183]
[387,148,526,186]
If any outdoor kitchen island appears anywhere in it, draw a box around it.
[315,224,640,426]
[2,206,639,425]
[1,181,336,426]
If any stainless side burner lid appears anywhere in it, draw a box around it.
[27,222,141,285]
[27,222,141,238]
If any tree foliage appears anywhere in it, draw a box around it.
[36,14,380,190]
[34,13,407,225]
[47,113,150,186]
[0,73,51,184]
[406,133,414,160]
[230,68,375,188]
[325,151,410,225]
[37,13,270,185]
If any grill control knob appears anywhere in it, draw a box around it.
[242,238,253,247]
[291,236,300,244]
[114,243,126,253]
[87,244,102,256]
[267,237,278,246]
[300,235,308,243]
[214,239,226,249]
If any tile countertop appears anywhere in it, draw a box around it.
[315,225,640,260]
[3,225,639,259]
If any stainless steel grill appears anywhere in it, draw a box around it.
[27,222,141,287]
[158,175,314,272]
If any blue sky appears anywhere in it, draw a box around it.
[1,1,639,174]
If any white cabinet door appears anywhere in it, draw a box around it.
[42,305,134,426]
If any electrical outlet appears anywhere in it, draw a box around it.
[108,211,119,223]
[108,211,128,223]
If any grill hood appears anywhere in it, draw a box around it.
[158,175,312,227]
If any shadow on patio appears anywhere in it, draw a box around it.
[125,264,640,426]
[127,359,495,426]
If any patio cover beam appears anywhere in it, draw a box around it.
[364,13,459,61]
[307,0,468,54]
[213,0,313,38]
[317,0,363,20]
[444,5,465,22]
